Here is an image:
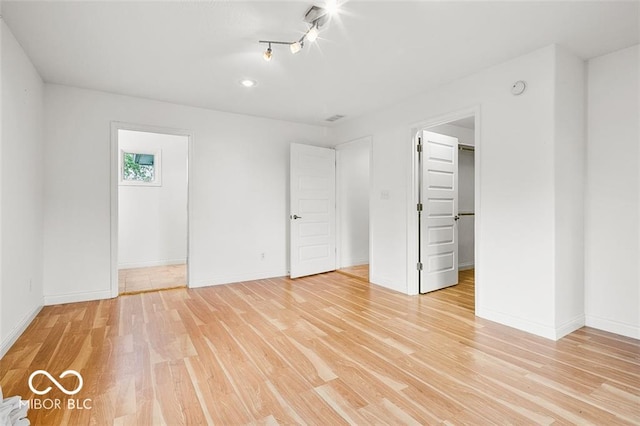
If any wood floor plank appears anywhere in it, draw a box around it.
[1,269,639,424]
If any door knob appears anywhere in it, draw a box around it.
[454,215,460,221]
[291,215,302,219]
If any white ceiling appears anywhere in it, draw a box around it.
[2,1,638,126]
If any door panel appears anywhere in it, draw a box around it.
[421,131,459,293]
[290,143,336,278]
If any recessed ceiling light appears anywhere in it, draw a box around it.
[240,79,257,88]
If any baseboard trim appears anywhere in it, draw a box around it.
[190,269,288,288]
[554,314,586,340]
[1,303,43,359]
[458,262,475,271]
[339,257,369,269]
[369,274,407,295]
[118,258,186,269]
[476,307,558,340]
[585,315,640,339]
[44,289,113,306]
[476,308,588,341]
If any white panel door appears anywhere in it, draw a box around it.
[290,143,336,278]
[420,131,459,293]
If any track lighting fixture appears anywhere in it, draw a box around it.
[257,2,339,61]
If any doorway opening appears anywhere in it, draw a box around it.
[336,137,371,282]
[409,111,478,311]
[110,123,191,296]
[289,141,372,282]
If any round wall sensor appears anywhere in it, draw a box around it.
[511,80,526,96]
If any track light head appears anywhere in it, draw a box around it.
[290,40,303,54]
[306,25,319,43]
[263,44,273,61]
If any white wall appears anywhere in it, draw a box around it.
[332,45,586,340]
[118,130,188,269]
[585,45,639,339]
[336,137,370,268]
[0,20,44,356]
[1,15,3,355]
[553,47,586,336]
[43,84,330,304]
[427,124,475,269]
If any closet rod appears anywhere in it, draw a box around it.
[459,212,475,216]
[458,144,475,152]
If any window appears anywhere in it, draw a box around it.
[120,149,162,186]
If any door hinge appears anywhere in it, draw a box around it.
[417,262,423,271]
[417,203,423,212]
[417,143,422,152]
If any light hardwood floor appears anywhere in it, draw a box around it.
[1,270,639,424]
[119,264,187,294]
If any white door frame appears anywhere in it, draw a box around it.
[110,121,193,297]
[406,106,481,307]
[335,136,372,270]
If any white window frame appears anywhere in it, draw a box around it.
[119,148,162,186]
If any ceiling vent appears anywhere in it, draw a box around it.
[325,114,345,122]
